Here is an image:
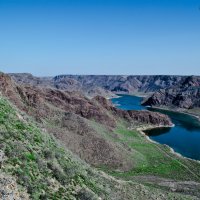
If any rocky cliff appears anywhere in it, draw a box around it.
[10,73,187,96]
[94,95,173,127]
[142,76,200,109]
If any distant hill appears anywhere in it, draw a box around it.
[10,73,200,111]
[10,73,189,96]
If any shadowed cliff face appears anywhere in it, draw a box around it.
[0,73,172,171]
[142,76,200,109]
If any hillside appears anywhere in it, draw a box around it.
[0,73,172,170]
[1,72,200,199]
[2,94,200,199]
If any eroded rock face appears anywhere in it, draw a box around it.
[24,87,117,127]
[49,75,187,93]
[10,73,190,95]
[121,110,172,126]
[93,95,114,110]
[94,95,173,127]
[10,73,115,98]
[142,76,200,109]
[0,73,25,110]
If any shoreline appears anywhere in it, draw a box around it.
[111,93,200,122]
[149,105,200,122]
[137,126,200,164]
[111,94,200,163]
[122,93,200,122]
[106,94,121,100]
[109,92,152,99]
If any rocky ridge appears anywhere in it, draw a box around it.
[10,73,188,97]
[11,73,200,110]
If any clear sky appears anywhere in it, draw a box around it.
[0,0,200,76]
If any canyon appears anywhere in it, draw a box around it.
[11,73,200,111]
[0,72,200,199]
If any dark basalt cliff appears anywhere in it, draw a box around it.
[142,76,200,109]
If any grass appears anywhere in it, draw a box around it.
[102,126,200,182]
[0,97,106,199]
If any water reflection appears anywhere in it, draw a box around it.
[145,127,172,137]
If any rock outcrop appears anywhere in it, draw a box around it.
[142,76,200,109]
[94,95,173,126]
[0,174,29,200]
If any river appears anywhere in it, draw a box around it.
[112,94,200,160]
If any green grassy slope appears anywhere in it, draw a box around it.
[107,126,200,181]
[96,124,200,198]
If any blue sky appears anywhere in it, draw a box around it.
[0,0,200,76]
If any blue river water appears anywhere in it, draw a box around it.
[112,94,200,160]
